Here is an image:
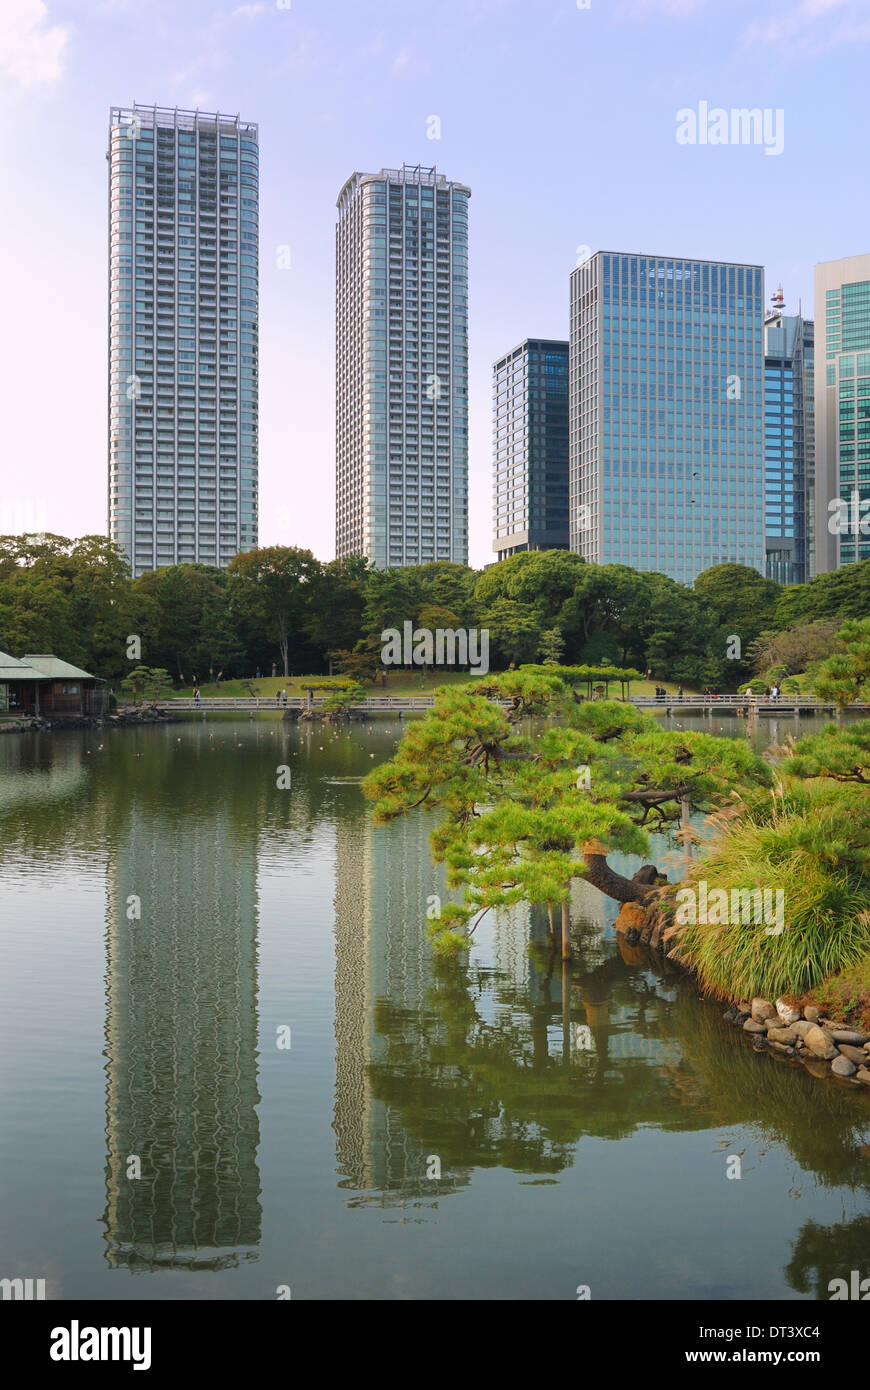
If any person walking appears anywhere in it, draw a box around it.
[677,685,684,702]
[282,687,288,707]
[193,684,201,706]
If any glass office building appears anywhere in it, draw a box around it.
[814,253,870,572]
[335,164,470,568]
[569,252,765,584]
[108,105,259,576]
[763,292,814,585]
[492,339,569,561]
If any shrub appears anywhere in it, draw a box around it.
[675,783,870,1001]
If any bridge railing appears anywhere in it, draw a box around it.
[122,694,870,713]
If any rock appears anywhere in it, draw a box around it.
[856,1068,870,1086]
[614,901,647,939]
[804,1025,838,1060]
[722,1006,737,1024]
[802,1057,831,1079]
[743,1018,766,1034]
[794,1020,814,1037]
[830,1030,870,1046]
[733,1010,750,1026]
[831,1055,857,1078]
[751,997,776,1022]
[775,999,800,1025]
[803,1006,820,1023]
[767,1041,797,1057]
[836,1044,868,1066]
[767,1025,798,1045]
[751,1034,766,1051]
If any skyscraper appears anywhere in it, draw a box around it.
[108,104,259,577]
[335,164,470,569]
[763,287,814,585]
[492,339,569,562]
[814,253,870,573]
[569,251,765,585]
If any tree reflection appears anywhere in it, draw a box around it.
[367,906,870,1194]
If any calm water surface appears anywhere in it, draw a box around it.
[0,711,868,1300]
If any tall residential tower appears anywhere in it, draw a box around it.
[335,164,470,568]
[814,253,870,573]
[108,105,259,576]
[763,286,814,585]
[492,339,569,562]
[569,251,765,585]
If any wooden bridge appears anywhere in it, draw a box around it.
[137,694,870,717]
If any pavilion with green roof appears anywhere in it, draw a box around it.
[0,650,106,718]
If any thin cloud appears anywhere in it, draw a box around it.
[620,0,707,16]
[743,0,870,49]
[232,3,267,18]
[0,0,71,87]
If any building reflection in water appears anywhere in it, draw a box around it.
[333,805,472,1207]
[102,801,262,1271]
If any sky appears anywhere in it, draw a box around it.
[0,0,867,569]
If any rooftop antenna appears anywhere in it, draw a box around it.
[765,282,785,326]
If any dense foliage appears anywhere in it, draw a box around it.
[1,533,869,689]
[363,670,870,1014]
[363,673,771,954]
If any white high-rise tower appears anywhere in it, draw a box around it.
[108,104,259,576]
[335,164,470,568]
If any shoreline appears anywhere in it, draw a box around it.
[615,899,870,1091]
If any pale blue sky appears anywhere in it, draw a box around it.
[0,0,867,566]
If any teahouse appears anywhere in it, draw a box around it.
[0,650,106,719]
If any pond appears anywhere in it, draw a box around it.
[0,711,868,1300]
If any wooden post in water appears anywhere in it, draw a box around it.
[677,797,694,876]
[562,958,571,1064]
[561,900,570,960]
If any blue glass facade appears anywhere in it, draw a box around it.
[763,310,814,584]
[569,252,765,584]
[492,339,569,560]
[815,257,870,572]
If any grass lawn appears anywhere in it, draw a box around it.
[172,670,699,700]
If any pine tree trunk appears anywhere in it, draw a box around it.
[582,847,652,903]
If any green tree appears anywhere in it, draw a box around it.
[784,720,870,784]
[305,555,369,663]
[748,619,843,679]
[363,674,770,955]
[131,564,243,682]
[120,666,174,701]
[539,628,565,663]
[227,546,322,677]
[694,563,779,669]
[814,617,870,707]
[478,598,543,667]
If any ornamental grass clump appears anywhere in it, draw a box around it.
[675,783,870,1002]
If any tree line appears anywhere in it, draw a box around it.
[0,533,868,687]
